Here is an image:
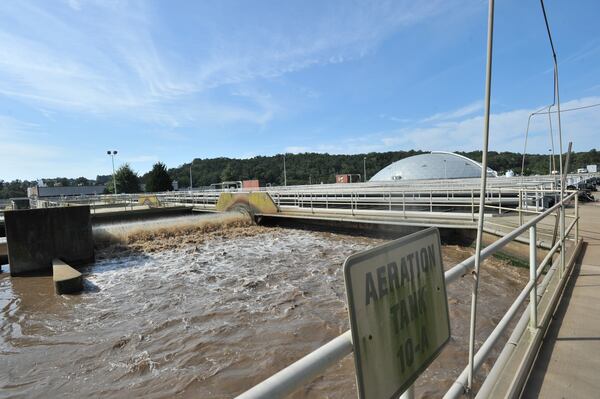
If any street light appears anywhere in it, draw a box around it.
[363,156,367,182]
[189,164,193,190]
[283,153,287,186]
[107,150,118,194]
[548,149,552,175]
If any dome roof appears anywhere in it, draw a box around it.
[369,151,497,181]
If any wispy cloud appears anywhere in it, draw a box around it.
[285,97,600,155]
[0,0,452,128]
[422,100,484,122]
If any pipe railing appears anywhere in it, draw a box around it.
[235,190,578,399]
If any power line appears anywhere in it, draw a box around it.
[534,102,600,115]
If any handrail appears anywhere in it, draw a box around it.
[235,191,577,398]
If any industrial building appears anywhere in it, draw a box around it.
[369,151,498,181]
[27,185,106,198]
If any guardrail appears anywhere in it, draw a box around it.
[235,190,579,398]
[29,186,579,228]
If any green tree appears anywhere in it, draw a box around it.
[220,163,235,182]
[145,162,173,192]
[107,164,140,194]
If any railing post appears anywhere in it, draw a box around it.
[560,201,566,277]
[498,188,502,214]
[403,192,406,219]
[389,192,392,211]
[529,225,538,330]
[471,189,475,221]
[430,189,433,212]
[518,190,523,226]
[575,193,579,242]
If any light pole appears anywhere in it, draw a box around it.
[363,156,367,182]
[548,149,552,175]
[189,164,193,190]
[106,150,118,194]
[283,153,287,186]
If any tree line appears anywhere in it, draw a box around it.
[2,149,600,198]
[169,149,600,187]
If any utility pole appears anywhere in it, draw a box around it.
[363,157,367,182]
[283,153,287,186]
[106,150,118,194]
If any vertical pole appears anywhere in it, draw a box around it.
[498,188,502,214]
[111,153,117,195]
[363,157,367,182]
[471,188,475,222]
[575,193,579,242]
[519,190,523,226]
[467,0,494,391]
[430,189,433,212]
[189,165,193,190]
[560,202,565,276]
[283,154,287,186]
[403,192,406,218]
[529,225,538,330]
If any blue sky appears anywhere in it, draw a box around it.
[1,0,599,180]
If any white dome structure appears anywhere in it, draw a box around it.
[369,151,497,181]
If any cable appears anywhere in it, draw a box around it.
[534,102,600,115]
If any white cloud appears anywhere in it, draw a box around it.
[0,115,64,180]
[422,100,484,122]
[287,97,600,155]
[285,146,311,154]
[0,0,455,128]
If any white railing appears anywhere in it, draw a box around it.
[235,190,579,399]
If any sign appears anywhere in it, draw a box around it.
[344,227,450,399]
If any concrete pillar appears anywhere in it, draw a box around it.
[4,206,94,276]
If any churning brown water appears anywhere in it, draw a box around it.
[0,217,527,398]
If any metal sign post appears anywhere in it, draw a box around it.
[344,227,450,399]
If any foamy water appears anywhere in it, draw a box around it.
[0,225,527,398]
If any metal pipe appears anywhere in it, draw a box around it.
[235,331,353,399]
[445,191,575,284]
[400,385,415,399]
[475,243,564,398]
[575,194,579,242]
[467,0,495,389]
[529,226,538,330]
[445,279,536,399]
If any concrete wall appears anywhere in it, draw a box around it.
[5,206,94,276]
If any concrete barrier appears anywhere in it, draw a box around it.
[4,206,94,276]
[0,237,7,268]
[52,259,83,295]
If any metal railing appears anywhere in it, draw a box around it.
[235,190,579,398]
[29,186,580,232]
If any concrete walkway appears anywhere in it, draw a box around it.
[523,202,600,398]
